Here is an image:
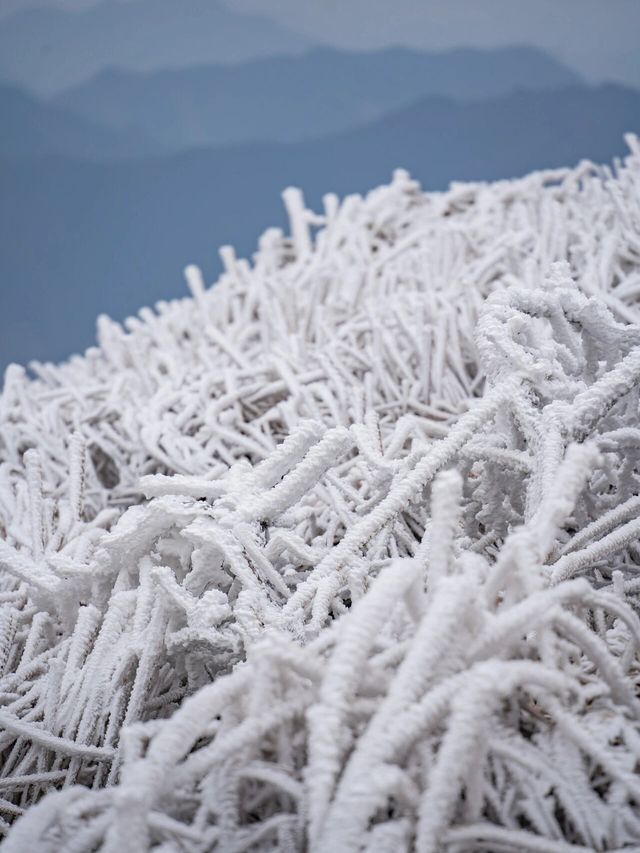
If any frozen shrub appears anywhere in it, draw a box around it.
[1,139,640,851]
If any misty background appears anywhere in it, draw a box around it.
[0,0,639,369]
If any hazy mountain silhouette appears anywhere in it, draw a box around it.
[1,84,639,369]
[0,83,159,159]
[0,0,311,95]
[57,46,582,150]
[301,83,640,187]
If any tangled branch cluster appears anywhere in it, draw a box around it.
[1,137,640,851]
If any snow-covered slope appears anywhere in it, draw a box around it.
[2,138,640,851]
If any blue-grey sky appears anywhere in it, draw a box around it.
[0,0,638,85]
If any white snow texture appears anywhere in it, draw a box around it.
[2,138,640,852]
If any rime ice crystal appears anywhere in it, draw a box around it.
[1,140,640,851]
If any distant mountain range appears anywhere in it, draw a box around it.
[0,0,310,94]
[1,81,639,369]
[0,84,159,160]
[56,46,582,150]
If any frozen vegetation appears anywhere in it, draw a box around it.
[1,137,640,851]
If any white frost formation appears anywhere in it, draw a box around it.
[1,138,640,852]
